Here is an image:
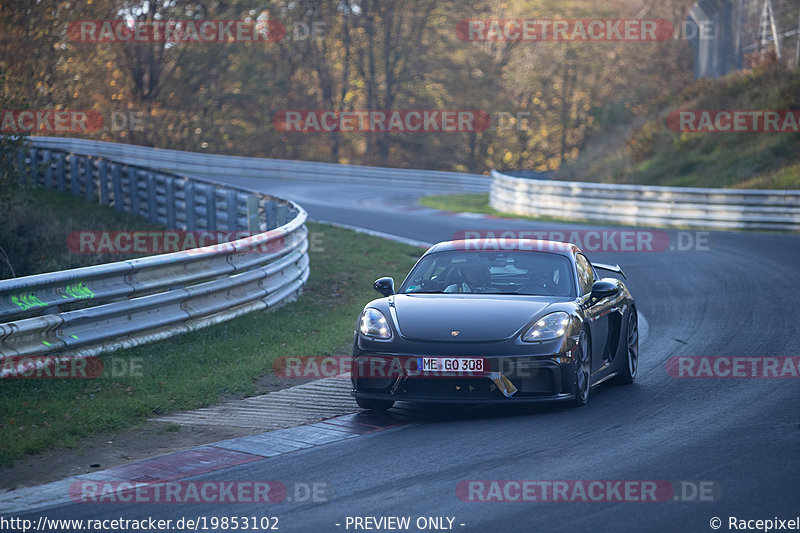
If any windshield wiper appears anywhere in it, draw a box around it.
[476,291,520,295]
[404,290,444,294]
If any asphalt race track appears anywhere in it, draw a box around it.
[19,178,800,532]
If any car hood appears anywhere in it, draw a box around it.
[392,294,554,342]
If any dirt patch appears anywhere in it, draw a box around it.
[0,374,319,492]
[0,421,261,491]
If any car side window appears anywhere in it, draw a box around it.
[575,253,594,296]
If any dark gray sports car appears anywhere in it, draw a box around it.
[351,239,638,410]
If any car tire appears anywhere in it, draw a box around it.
[570,328,591,407]
[610,309,638,385]
[355,397,395,411]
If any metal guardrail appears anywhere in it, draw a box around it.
[0,145,309,374]
[490,170,800,231]
[32,137,491,193]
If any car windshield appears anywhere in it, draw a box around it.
[399,250,576,297]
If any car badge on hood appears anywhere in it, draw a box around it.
[451,330,460,336]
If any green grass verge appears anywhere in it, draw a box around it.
[419,192,622,226]
[418,193,498,215]
[420,192,564,222]
[0,186,164,279]
[0,221,421,466]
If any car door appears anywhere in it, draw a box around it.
[575,253,611,373]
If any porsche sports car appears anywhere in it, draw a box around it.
[351,239,638,409]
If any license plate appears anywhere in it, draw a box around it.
[417,357,486,373]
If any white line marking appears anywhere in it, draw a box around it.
[309,219,433,249]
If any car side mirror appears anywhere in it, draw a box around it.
[374,277,395,297]
[590,279,619,301]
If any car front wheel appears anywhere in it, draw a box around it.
[570,328,591,407]
[611,310,638,385]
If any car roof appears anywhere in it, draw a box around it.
[424,239,581,258]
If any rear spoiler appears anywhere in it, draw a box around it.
[592,262,627,280]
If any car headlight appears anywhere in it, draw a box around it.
[522,312,570,342]
[359,308,392,339]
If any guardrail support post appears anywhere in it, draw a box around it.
[56,153,66,193]
[226,190,238,231]
[84,158,95,202]
[165,178,176,228]
[277,204,288,226]
[129,167,139,217]
[263,200,276,230]
[185,181,196,230]
[98,159,109,205]
[246,195,260,232]
[147,172,158,223]
[69,155,80,196]
[29,147,38,185]
[43,150,53,190]
[205,186,217,231]
[112,163,123,212]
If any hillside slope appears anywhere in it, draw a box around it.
[553,61,800,189]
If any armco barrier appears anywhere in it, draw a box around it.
[0,145,309,374]
[30,139,800,229]
[32,137,491,193]
[490,170,800,231]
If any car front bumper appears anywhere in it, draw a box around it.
[351,349,580,404]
